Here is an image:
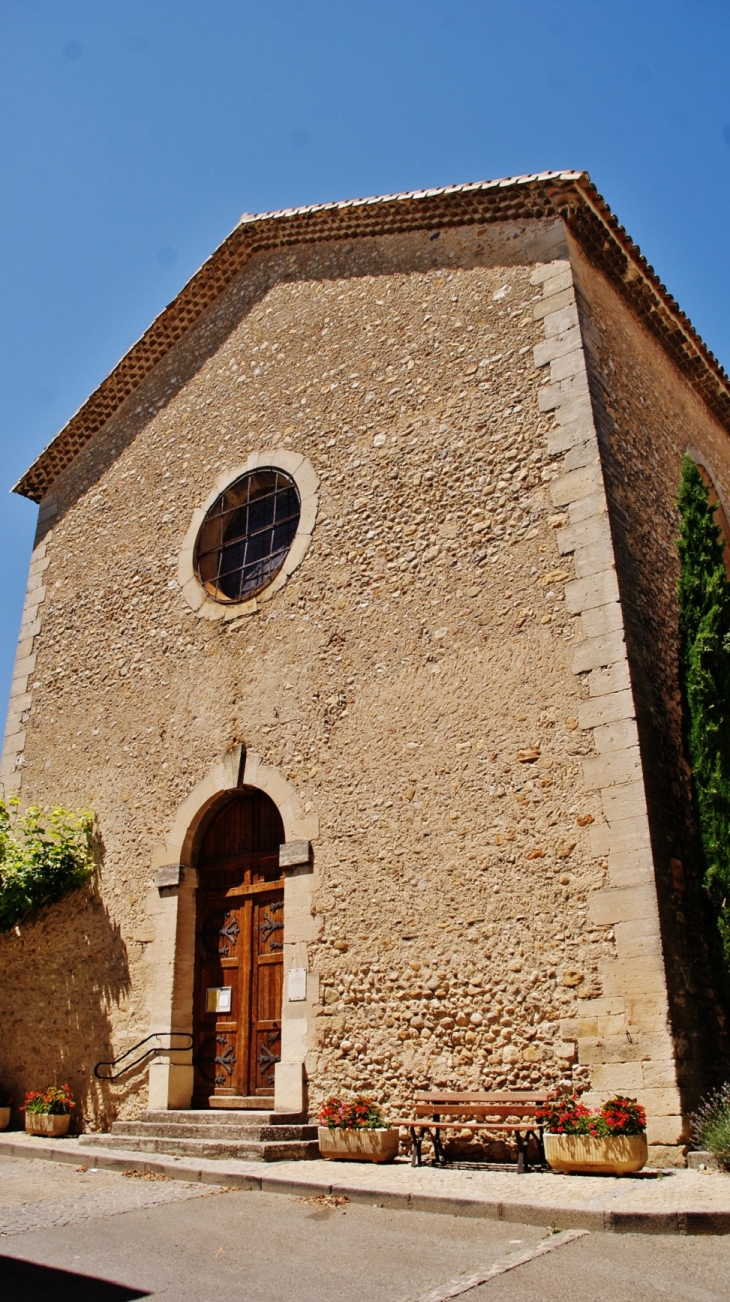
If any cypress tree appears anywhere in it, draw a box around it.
[677,455,730,968]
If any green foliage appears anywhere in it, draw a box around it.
[0,799,95,934]
[677,456,730,969]
[691,1083,730,1169]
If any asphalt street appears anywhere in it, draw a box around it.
[1,1156,730,1301]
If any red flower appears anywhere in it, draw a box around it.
[537,1089,645,1137]
[318,1095,387,1130]
[600,1095,646,1136]
[22,1083,75,1116]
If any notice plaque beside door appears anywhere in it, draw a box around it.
[287,968,307,1002]
[206,986,233,1013]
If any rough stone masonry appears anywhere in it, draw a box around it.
[2,172,729,1164]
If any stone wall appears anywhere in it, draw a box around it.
[0,217,667,1138]
[570,236,730,1116]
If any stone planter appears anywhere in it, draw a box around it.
[544,1132,647,1176]
[0,1107,10,1131]
[24,1112,71,1138]
[318,1127,399,1163]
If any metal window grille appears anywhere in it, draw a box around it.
[196,469,301,603]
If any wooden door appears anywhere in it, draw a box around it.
[250,890,284,1092]
[192,789,284,1104]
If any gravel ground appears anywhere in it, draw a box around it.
[0,1154,214,1237]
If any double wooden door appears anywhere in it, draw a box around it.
[193,790,284,1103]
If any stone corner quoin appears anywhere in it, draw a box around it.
[2,177,728,1163]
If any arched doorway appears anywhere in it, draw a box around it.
[192,788,285,1105]
[696,462,730,580]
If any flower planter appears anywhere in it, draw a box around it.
[0,1107,10,1131]
[544,1132,647,1176]
[318,1127,399,1163]
[25,1113,71,1138]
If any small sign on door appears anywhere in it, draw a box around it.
[288,968,307,1002]
[206,986,232,1014]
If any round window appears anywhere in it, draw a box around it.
[195,468,301,603]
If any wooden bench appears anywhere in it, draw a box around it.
[394,1090,548,1172]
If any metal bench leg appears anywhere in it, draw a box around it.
[432,1127,447,1166]
[516,1132,526,1174]
[410,1128,423,1167]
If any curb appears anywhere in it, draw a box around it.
[1,1136,729,1236]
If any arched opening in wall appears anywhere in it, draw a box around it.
[696,463,730,580]
[192,788,284,1106]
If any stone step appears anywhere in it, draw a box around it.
[140,1109,304,1127]
[78,1133,320,1162]
[209,1096,275,1110]
[111,1120,317,1142]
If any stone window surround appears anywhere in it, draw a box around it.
[145,743,319,1115]
[178,449,319,620]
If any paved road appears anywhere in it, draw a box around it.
[1,1155,730,1301]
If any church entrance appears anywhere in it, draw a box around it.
[192,788,284,1104]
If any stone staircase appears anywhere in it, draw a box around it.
[78,1107,320,1163]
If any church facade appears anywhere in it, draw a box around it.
[3,171,729,1163]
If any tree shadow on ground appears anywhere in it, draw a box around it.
[0,1255,150,1299]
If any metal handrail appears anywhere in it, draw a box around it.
[94,1032,194,1082]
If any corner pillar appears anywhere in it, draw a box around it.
[144,864,198,1110]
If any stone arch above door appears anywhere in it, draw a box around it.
[153,745,319,875]
[144,744,319,1113]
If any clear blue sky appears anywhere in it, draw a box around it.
[2,0,730,718]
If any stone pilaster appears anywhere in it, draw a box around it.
[0,509,54,798]
[532,257,684,1158]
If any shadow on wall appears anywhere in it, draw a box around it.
[0,882,130,1132]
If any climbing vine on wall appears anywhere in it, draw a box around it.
[0,799,95,933]
[677,454,730,971]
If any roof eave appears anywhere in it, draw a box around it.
[14,170,730,503]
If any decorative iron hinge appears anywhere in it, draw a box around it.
[257,1029,281,1079]
[260,904,283,950]
[219,912,240,955]
[214,1034,236,1084]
